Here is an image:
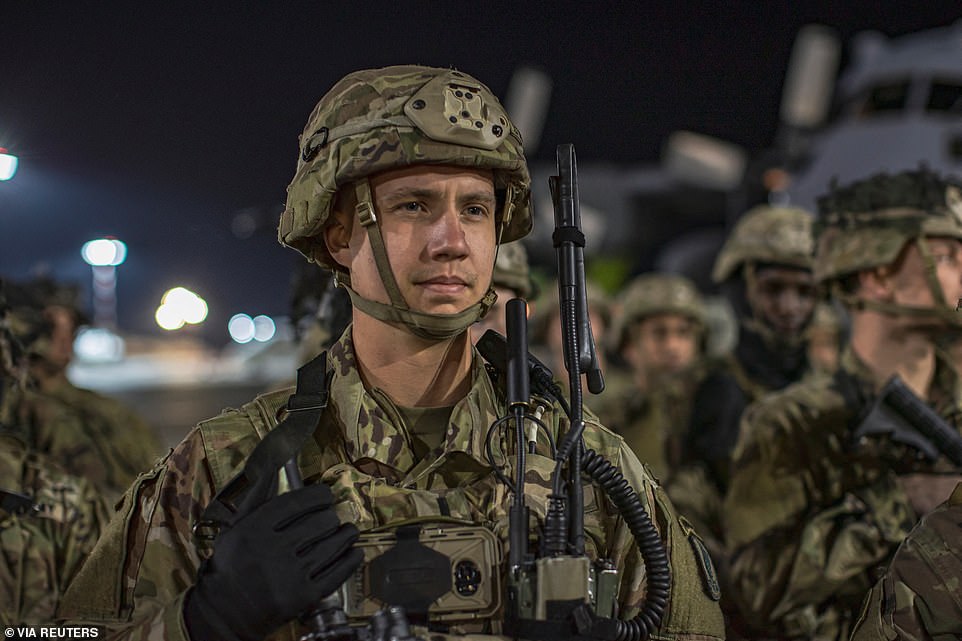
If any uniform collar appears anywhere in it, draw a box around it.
[320,329,504,482]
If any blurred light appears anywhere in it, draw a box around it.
[155,304,186,331]
[229,313,255,343]
[160,287,208,324]
[252,315,276,342]
[0,148,18,181]
[81,238,127,266]
[231,211,258,239]
[74,327,125,362]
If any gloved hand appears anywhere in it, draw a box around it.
[183,482,364,641]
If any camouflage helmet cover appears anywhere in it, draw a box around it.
[280,65,532,269]
[613,273,704,350]
[492,241,535,299]
[813,170,962,283]
[711,205,815,283]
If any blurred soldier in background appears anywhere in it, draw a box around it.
[15,277,162,500]
[530,279,616,392]
[849,481,962,641]
[724,169,962,640]
[0,281,108,624]
[471,240,537,343]
[602,272,705,479]
[689,205,817,505]
[60,66,724,640]
[289,262,353,366]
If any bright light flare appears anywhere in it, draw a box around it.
[229,313,255,344]
[74,327,125,362]
[252,315,276,342]
[81,238,127,266]
[155,287,208,330]
[0,148,18,181]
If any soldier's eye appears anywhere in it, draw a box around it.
[464,205,488,218]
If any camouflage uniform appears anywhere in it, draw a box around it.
[26,379,163,500]
[59,66,724,641]
[0,282,109,625]
[849,482,962,641]
[0,433,108,625]
[724,171,962,640]
[59,330,724,639]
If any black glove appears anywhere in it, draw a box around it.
[183,482,364,641]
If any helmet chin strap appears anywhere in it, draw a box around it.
[343,178,501,341]
[833,237,962,328]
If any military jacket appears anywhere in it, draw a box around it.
[0,434,108,625]
[849,482,962,641]
[724,348,962,640]
[59,331,724,641]
[19,379,163,500]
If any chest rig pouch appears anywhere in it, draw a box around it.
[341,520,503,624]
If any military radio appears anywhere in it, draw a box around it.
[489,145,670,641]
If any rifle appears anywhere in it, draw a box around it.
[854,374,962,467]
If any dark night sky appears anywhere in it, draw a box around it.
[2,2,961,344]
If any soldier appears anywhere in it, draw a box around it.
[849,481,962,641]
[18,278,162,499]
[602,273,705,480]
[59,66,724,640]
[689,205,817,505]
[0,282,108,624]
[471,240,537,343]
[723,169,962,640]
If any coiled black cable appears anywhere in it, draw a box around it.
[581,449,670,641]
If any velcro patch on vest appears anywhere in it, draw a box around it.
[679,516,721,601]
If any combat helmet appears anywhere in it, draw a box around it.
[492,240,537,299]
[814,168,962,323]
[612,273,704,353]
[711,205,814,284]
[280,65,532,340]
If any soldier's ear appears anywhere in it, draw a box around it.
[858,267,894,300]
[325,190,356,270]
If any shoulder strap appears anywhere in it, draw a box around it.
[198,352,331,533]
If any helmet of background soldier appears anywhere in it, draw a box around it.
[492,241,537,299]
[814,168,962,283]
[611,273,705,354]
[280,65,531,268]
[711,205,814,284]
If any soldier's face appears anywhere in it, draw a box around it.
[43,305,75,372]
[748,266,816,338]
[331,166,498,316]
[887,237,962,315]
[625,313,699,376]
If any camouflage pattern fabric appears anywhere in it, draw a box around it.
[0,432,108,625]
[711,205,814,284]
[849,482,962,641]
[59,329,725,640]
[17,378,163,501]
[723,348,962,640]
